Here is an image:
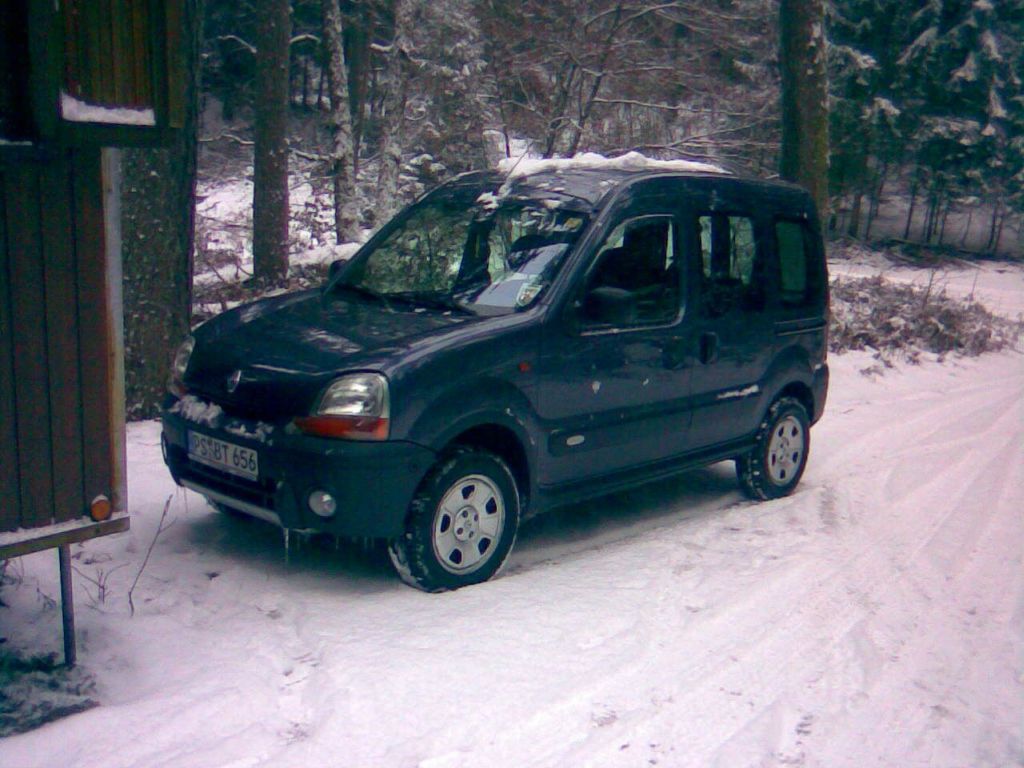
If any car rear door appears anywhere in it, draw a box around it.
[684,190,778,450]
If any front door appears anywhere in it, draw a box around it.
[536,204,693,488]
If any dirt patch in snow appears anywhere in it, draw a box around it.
[0,653,98,737]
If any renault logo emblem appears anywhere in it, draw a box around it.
[226,370,242,393]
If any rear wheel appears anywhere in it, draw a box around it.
[388,447,520,591]
[737,397,810,500]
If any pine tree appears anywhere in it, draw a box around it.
[897,0,1023,248]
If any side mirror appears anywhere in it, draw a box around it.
[327,260,344,280]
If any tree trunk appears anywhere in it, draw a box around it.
[121,0,202,420]
[986,198,1003,252]
[322,0,361,244]
[924,186,940,243]
[960,207,974,248]
[376,0,412,220]
[252,0,291,283]
[864,164,887,241]
[301,58,309,108]
[903,178,918,240]
[344,6,372,173]
[778,0,829,219]
[542,61,578,159]
[937,198,951,246]
[993,207,1007,254]
[847,191,862,238]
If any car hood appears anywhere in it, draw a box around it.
[183,289,472,418]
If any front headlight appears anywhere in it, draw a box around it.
[169,336,195,395]
[294,373,390,440]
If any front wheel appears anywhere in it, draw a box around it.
[737,397,810,500]
[388,447,520,591]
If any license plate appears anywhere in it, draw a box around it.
[188,431,259,481]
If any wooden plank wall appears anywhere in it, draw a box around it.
[62,0,154,109]
[0,149,114,532]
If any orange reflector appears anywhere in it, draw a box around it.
[90,495,112,521]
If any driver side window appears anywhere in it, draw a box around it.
[582,216,680,328]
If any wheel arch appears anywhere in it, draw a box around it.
[444,422,531,512]
[772,380,814,420]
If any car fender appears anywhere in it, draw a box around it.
[406,377,541,493]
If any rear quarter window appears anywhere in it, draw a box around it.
[775,219,821,308]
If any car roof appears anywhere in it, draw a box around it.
[447,162,813,214]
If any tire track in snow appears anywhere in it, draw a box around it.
[478,360,1024,767]
[807,407,1024,767]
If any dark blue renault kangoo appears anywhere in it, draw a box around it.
[162,160,829,591]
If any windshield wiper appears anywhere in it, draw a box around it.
[332,281,392,307]
[389,290,473,314]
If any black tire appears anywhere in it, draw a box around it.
[737,396,810,500]
[388,447,520,592]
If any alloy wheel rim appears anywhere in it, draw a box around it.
[767,415,804,485]
[432,474,505,575]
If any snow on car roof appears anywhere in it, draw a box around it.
[497,150,727,180]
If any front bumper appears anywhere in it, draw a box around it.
[161,396,435,538]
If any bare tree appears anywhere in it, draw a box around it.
[481,0,778,167]
[321,0,360,243]
[779,0,829,217]
[252,0,291,282]
[375,0,413,220]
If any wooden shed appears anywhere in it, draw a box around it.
[1,0,184,664]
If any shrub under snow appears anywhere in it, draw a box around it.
[829,274,1023,362]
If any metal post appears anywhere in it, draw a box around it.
[58,544,77,667]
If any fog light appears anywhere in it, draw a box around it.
[308,490,337,518]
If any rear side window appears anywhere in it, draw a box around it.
[697,213,765,315]
[775,219,818,307]
[699,214,755,284]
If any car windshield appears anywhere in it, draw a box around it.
[335,191,589,315]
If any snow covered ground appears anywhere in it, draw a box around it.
[2,274,1023,768]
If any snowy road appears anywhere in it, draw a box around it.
[2,349,1022,768]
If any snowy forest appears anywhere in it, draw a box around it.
[120,0,1024,416]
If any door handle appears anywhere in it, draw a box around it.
[699,332,719,364]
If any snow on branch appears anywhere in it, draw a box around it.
[290,34,321,47]
[214,34,256,55]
